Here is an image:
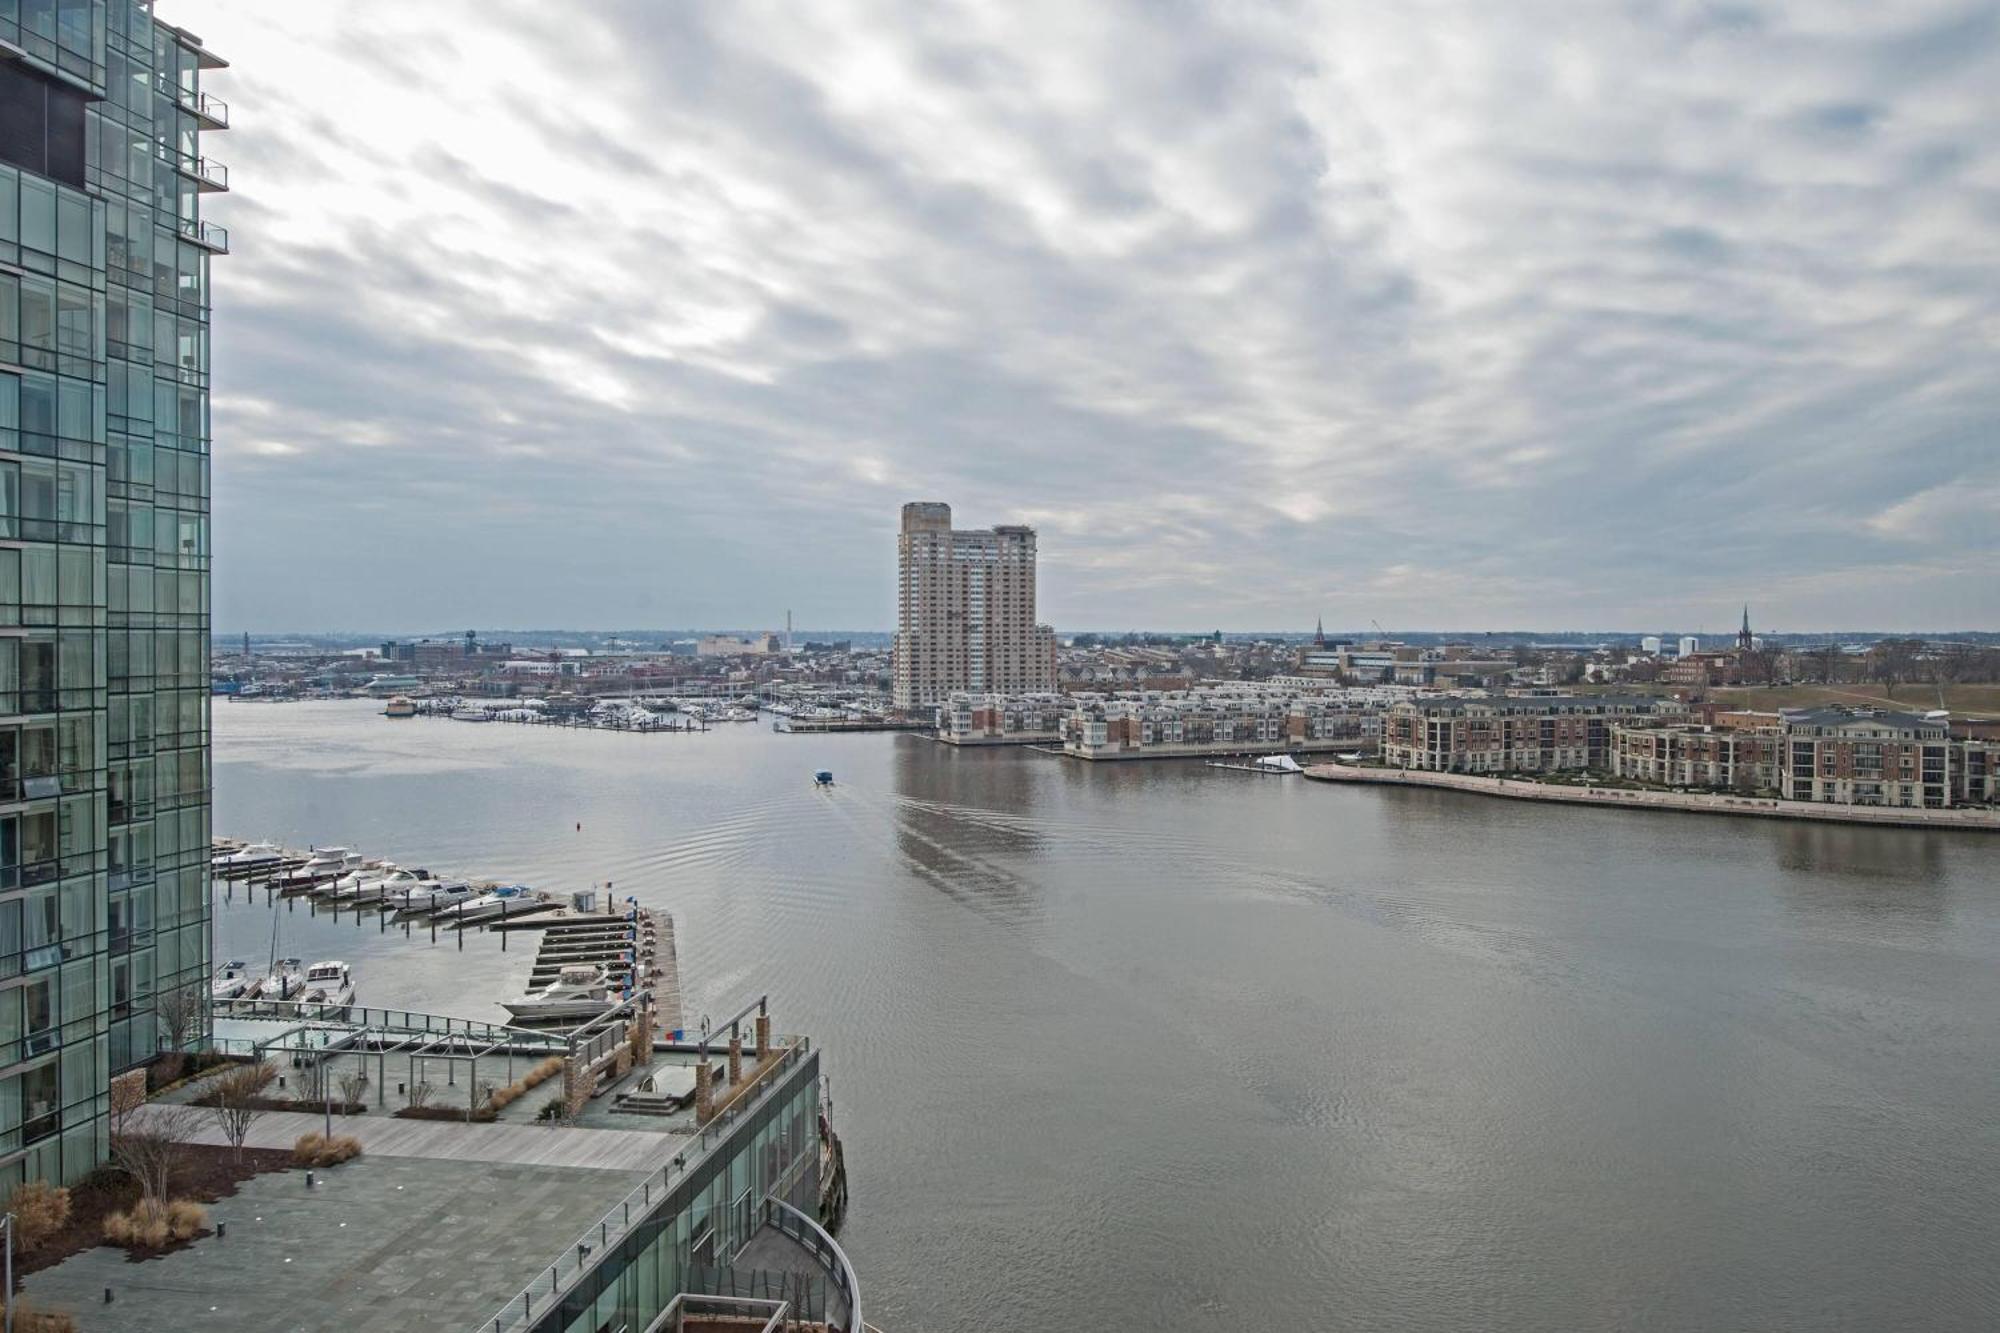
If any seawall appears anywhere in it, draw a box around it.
[1301,763,2000,832]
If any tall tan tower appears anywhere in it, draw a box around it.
[894,502,1055,711]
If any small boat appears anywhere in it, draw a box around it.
[299,960,356,1011]
[503,965,615,1021]
[253,957,306,1002]
[213,840,284,869]
[450,707,491,722]
[211,960,254,1001]
[814,770,834,787]
[382,696,417,718]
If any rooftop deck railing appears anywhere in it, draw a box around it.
[209,999,570,1053]
[478,1037,816,1333]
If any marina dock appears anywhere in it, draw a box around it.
[211,840,687,1038]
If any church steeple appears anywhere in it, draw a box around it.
[1314,616,1326,649]
[1737,605,1754,650]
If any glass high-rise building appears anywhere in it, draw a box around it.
[0,0,224,1188]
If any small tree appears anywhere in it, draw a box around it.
[297,1054,327,1103]
[337,1069,368,1110]
[153,983,207,1079]
[110,1102,202,1203]
[207,1062,275,1162]
[406,1079,434,1111]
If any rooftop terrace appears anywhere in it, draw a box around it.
[23,998,853,1333]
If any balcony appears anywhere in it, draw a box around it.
[155,143,229,192]
[177,215,230,254]
[182,87,231,130]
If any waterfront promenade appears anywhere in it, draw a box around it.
[1302,762,2000,831]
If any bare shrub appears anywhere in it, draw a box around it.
[102,1197,204,1249]
[337,1069,368,1108]
[406,1079,434,1111]
[166,1199,209,1235]
[3,1180,72,1252]
[0,1296,81,1332]
[292,1132,364,1167]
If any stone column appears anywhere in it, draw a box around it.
[695,1059,714,1124]
[728,1033,743,1084]
[755,1012,771,1060]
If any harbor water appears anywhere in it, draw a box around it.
[215,700,2000,1332]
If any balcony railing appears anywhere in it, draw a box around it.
[156,74,231,128]
[177,215,231,254]
[185,89,230,129]
[155,143,229,192]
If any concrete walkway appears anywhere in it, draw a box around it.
[138,1102,684,1171]
[1303,762,2000,831]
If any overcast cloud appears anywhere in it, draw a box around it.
[171,0,2000,633]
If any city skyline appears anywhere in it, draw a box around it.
[176,1,1999,632]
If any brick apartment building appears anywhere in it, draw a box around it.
[1381,696,1684,773]
[1779,707,1952,808]
[1608,722,1782,791]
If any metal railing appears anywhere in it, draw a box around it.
[176,215,230,253]
[153,143,229,191]
[210,998,569,1052]
[478,1039,815,1333]
[760,1197,863,1333]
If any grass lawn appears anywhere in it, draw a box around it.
[1708,683,2000,717]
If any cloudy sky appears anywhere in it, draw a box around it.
[173,0,2000,634]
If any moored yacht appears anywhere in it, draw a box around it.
[253,958,305,1002]
[332,865,420,902]
[211,960,255,1001]
[388,878,475,913]
[213,840,284,869]
[448,884,535,923]
[299,960,356,1011]
[503,965,615,1021]
[281,847,364,887]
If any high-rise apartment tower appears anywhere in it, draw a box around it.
[894,502,1054,710]
[0,0,225,1188]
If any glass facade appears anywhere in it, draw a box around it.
[0,0,220,1189]
[525,1050,827,1333]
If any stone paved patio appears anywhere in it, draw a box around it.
[22,1155,644,1332]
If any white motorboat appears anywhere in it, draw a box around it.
[446,885,535,923]
[388,879,475,912]
[321,865,380,899]
[213,840,284,869]
[211,960,255,1001]
[299,960,356,1011]
[333,866,421,903]
[450,707,491,722]
[503,965,615,1021]
[253,957,305,1002]
[282,847,364,887]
